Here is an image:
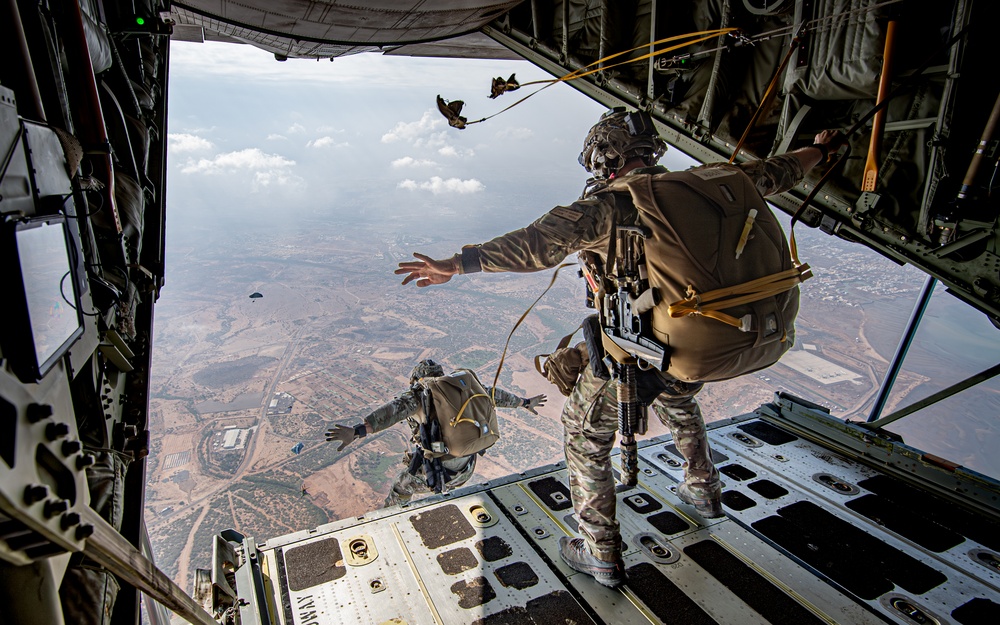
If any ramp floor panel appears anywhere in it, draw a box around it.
[641,419,1000,623]
[263,493,593,624]
[252,416,1000,624]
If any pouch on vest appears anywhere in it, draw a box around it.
[582,313,611,380]
[534,324,590,396]
[416,369,500,460]
[744,297,785,348]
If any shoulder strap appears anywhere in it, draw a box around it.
[603,174,651,275]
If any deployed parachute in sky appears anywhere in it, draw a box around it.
[249,291,263,301]
[291,442,304,454]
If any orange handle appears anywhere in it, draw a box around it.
[862,20,897,192]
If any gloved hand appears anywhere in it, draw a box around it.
[325,423,366,452]
[522,395,547,415]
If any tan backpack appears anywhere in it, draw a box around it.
[602,165,808,382]
[415,369,500,460]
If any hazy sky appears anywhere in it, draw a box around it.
[166,41,701,237]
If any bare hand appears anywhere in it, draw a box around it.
[325,424,359,452]
[523,394,547,415]
[394,252,459,287]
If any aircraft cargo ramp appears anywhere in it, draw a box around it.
[211,394,1000,625]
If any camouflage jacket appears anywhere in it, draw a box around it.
[456,153,806,273]
[363,383,523,445]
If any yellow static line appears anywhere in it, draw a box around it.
[710,534,839,625]
[390,522,444,625]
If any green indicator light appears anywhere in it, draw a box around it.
[136,17,145,25]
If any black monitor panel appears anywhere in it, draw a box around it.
[1,215,84,381]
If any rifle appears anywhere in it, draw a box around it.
[416,385,448,493]
[615,362,641,489]
[417,419,446,493]
[602,225,667,370]
[602,225,666,488]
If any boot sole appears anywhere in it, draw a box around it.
[564,560,623,588]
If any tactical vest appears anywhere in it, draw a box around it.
[413,369,500,460]
[602,165,801,383]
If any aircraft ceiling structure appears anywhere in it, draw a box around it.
[167,0,526,59]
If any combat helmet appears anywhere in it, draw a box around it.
[579,108,666,180]
[410,358,445,384]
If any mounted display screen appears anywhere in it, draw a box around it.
[2,216,83,381]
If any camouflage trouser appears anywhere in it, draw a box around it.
[383,454,477,508]
[561,366,718,560]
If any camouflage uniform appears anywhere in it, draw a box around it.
[562,366,707,559]
[363,383,525,507]
[454,155,807,559]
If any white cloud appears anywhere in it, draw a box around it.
[397,176,484,194]
[287,123,306,134]
[178,148,303,192]
[267,133,287,140]
[391,156,438,168]
[168,133,213,153]
[252,170,300,189]
[495,126,534,140]
[416,132,450,150]
[381,111,442,143]
[180,148,295,175]
[306,136,350,148]
[438,145,475,158]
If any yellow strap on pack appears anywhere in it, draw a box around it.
[451,393,491,428]
[668,264,812,329]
